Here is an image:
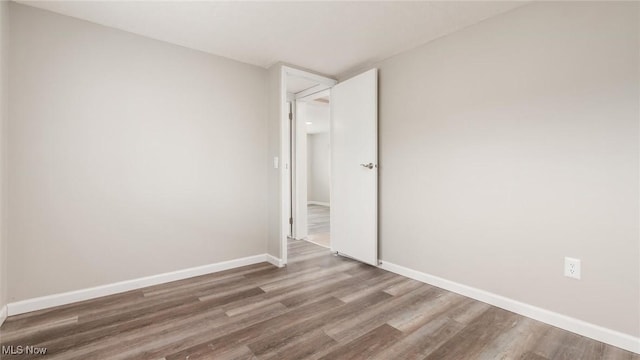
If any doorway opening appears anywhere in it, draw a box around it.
[283,67,335,256]
[299,91,331,248]
[280,66,378,267]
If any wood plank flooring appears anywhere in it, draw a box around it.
[1,239,638,360]
[307,204,330,248]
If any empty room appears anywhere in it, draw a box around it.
[0,1,638,359]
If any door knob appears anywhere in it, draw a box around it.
[360,163,375,169]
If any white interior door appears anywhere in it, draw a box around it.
[330,69,378,266]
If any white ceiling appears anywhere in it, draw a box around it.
[301,90,330,134]
[17,1,527,78]
[302,104,330,135]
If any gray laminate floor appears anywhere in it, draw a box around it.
[307,204,330,248]
[1,240,637,360]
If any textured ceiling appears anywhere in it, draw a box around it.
[17,1,527,77]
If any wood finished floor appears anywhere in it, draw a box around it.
[1,240,638,360]
[307,204,330,248]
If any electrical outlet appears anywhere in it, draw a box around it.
[564,257,581,280]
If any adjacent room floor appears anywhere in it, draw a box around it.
[0,240,637,360]
[307,203,330,248]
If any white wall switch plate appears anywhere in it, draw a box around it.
[273,156,279,169]
[564,257,581,280]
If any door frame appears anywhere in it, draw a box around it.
[280,66,336,265]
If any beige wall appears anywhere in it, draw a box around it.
[0,0,8,311]
[375,1,639,336]
[8,3,268,301]
[307,132,330,204]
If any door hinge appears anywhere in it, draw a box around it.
[289,217,293,225]
[288,112,292,120]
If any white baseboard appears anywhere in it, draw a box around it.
[307,201,330,207]
[378,260,640,354]
[7,254,272,316]
[0,305,7,326]
[266,254,285,268]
